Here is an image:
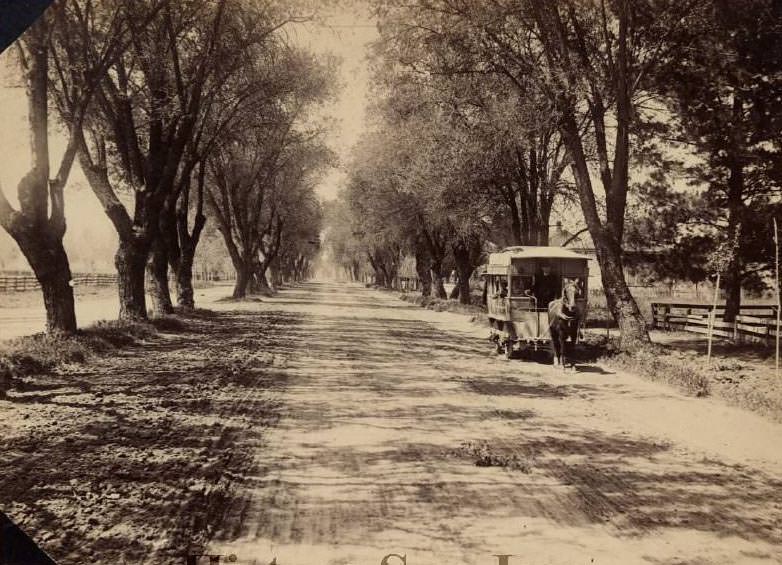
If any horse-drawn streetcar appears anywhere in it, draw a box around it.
[483,246,589,366]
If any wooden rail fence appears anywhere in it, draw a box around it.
[651,302,781,345]
[0,271,235,293]
[0,273,118,293]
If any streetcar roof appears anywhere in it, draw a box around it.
[488,246,588,265]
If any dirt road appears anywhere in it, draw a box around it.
[2,282,781,564]
[206,283,782,565]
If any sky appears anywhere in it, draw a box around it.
[0,3,377,271]
[289,5,378,200]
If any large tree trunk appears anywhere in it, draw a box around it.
[269,255,284,288]
[232,262,251,299]
[431,254,447,299]
[453,250,474,306]
[147,239,174,316]
[414,238,433,297]
[416,260,432,297]
[431,268,447,299]
[0,18,79,335]
[561,115,648,350]
[39,248,77,334]
[173,222,205,310]
[421,227,448,298]
[250,264,272,294]
[506,186,523,245]
[453,237,480,305]
[724,260,741,322]
[116,240,149,320]
[19,232,77,334]
[175,252,196,309]
[174,161,207,310]
[593,229,648,346]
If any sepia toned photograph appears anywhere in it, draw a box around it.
[0,1,781,563]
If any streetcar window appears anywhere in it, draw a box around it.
[510,275,531,296]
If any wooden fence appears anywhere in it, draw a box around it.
[0,273,118,293]
[0,271,235,293]
[651,302,781,345]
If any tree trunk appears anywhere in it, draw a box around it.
[453,241,476,305]
[449,280,460,300]
[233,263,251,298]
[432,271,447,298]
[147,239,174,316]
[39,250,77,334]
[507,187,523,245]
[175,251,196,309]
[0,18,79,335]
[417,266,432,297]
[414,239,433,297]
[18,233,77,334]
[594,230,648,347]
[559,114,649,350]
[724,262,741,322]
[431,258,447,299]
[251,266,272,294]
[116,240,149,320]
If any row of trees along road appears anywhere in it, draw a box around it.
[0,0,334,333]
[325,0,781,352]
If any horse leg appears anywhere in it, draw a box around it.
[550,328,560,366]
[567,323,579,371]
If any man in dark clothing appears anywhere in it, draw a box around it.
[531,264,559,308]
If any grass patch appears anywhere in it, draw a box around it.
[587,336,711,397]
[0,312,208,397]
[174,306,219,320]
[148,315,188,333]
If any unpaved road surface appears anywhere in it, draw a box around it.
[207,283,782,565]
[2,282,782,564]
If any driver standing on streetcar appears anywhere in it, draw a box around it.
[530,261,559,308]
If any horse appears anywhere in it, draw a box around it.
[548,279,582,369]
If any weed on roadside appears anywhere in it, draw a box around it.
[456,440,535,473]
